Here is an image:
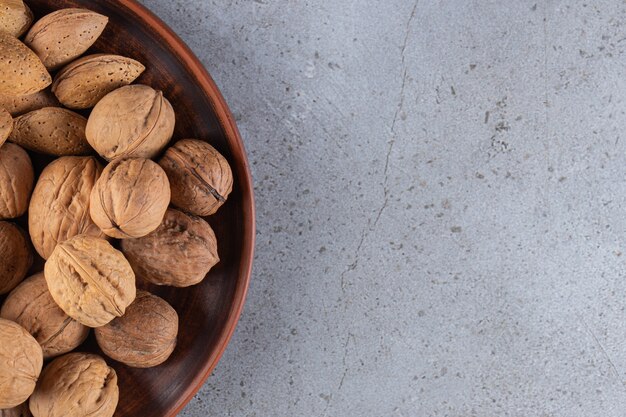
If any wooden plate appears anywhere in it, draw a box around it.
[14,1,256,415]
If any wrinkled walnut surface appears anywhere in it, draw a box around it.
[0,221,32,295]
[29,353,118,417]
[0,142,34,220]
[95,290,178,368]
[0,318,43,409]
[1,273,89,359]
[44,235,136,328]
[121,208,219,287]
[89,158,170,239]
[159,139,233,216]
[0,401,32,417]
[29,156,104,259]
[86,84,175,160]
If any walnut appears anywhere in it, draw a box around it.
[0,318,43,409]
[28,353,118,417]
[29,156,104,259]
[86,85,175,160]
[1,273,89,359]
[44,235,136,328]
[89,158,170,239]
[0,142,34,220]
[0,221,32,295]
[121,208,219,287]
[159,139,233,216]
[0,402,32,417]
[95,291,178,368]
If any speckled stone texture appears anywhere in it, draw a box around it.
[142,0,626,416]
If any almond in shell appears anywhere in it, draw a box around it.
[0,108,11,147]
[25,8,108,71]
[0,89,59,116]
[9,107,91,156]
[0,0,34,37]
[0,31,51,96]
[53,54,145,109]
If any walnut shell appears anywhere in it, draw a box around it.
[86,85,175,160]
[0,107,12,147]
[52,54,145,109]
[121,208,219,287]
[1,273,89,359]
[29,353,118,417]
[0,221,32,295]
[90,158,170,239]
[24,9,108,71]
[0,318,43,409]
[159,139,233,216]
[0,143,34,219]
[0,402,32,417]
[44,235,136,328]
[0,31,51,96]
[0,90,59,117]
[95,291,178,368]
[9,107,90,156]
[0,0,33,37]
[29,156,104,259]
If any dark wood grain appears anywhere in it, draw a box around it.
[12,1,256,416]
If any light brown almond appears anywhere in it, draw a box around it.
[0,89,59,116]
[24,8,108,71]
[0,108,11,147]
[9,107,91,156]
[0,31,51,96]
[53,54,145,109]
[0,0,33,37]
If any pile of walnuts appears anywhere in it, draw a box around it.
[0,2,233,416]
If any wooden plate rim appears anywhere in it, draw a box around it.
[115,1,256,415]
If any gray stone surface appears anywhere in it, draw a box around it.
[142,0,626,415]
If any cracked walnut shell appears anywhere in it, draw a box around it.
[0,318,43,409]
[121,208,219,287]
[95,290,178,368]
[86,84,175,160]
[44,235,136,328]
[0,221,32,295]
[159,139,233,216]
[1,273,89,359]
[89,158,170,239]
[29,353,118,417]
[0,142,34,220]
[29,156,104,259]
